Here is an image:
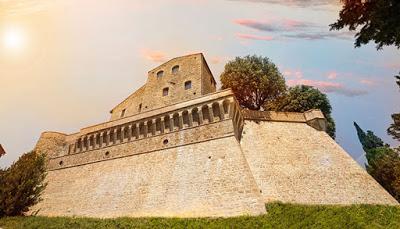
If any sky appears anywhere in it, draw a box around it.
[0,0,399,168]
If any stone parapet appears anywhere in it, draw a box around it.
[38,90,244,168]
[241,109,327,131]
[48,120,235,170]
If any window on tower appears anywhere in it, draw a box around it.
[163,87,169,96]
[157,70,164,78]
[185,81,192,90]
[172,65,180,74]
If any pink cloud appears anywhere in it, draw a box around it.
[236,33,273,41]
[360,79,376,86]
[288,79,367,97]
[233,18,315,32]
[210,56,223,64]
[141,49,168,63]
[283,69,303,79]
[327,71,337,79]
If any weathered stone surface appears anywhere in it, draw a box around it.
[240,120,398,205]
[32,136,265,218]
[30,53,398,218]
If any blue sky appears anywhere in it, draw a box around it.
[0,0,399,167]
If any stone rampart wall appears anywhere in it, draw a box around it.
[48,119,235,171]
[240,120,398,205]
[32,136,266,218]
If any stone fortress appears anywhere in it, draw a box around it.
[32,53,398,218]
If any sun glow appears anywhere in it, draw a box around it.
[3,27,25,51]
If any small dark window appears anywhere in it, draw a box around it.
[163,87,169,96]
[138,103,142,112]
[120,109,126,118]
[157,70,164,78]
[105,151,110,156]
[185,81,192,90]
[163,139,169,145]
[172,65,179,74]
[59,161,63,166]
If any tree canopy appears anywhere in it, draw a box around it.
[268,85,336,138]
[387,74,400,142]
[354,122,385,155]
[330,0,400,49]
[354,122,400,201]
[0,151,47,217]
[220,55,286,110]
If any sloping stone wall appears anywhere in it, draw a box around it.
[240,120,398,205]
[32,136,265,218]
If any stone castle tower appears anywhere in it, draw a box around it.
[32,53,398,218]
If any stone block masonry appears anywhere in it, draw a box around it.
[31,53,398,218]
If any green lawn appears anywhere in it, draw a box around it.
[1,203,400,229]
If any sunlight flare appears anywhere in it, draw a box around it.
[3,27,25,51]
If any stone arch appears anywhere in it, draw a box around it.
[173,113,180,130]
[83,136,88,150]
[164,115,171,131]
[96,134,100,147]
[212,102,222,121]
[109,130,114,144]
[123,126,129,141]
[77,138,82,151]
[116,127,122,142]
[191,107,200,126]
[202,105,210,124]
[223,99,231,117]
[88,135,93,148]
[102,131,108,145]
[155,118,162,134]
[139,122,145,138]
[182,110,190,128]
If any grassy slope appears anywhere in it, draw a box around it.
[1,203,400,229]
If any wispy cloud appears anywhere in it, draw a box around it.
[234,17,354,41]
[288,78,368,97]
[283,31,353,40]
[0,0,55,15]
[327,71,337,79]
[228,0,337,7]
[234,18,316,32]
[284,69,368,97]
[236,33,274,41]
[141,49,168,63]
[359,79,376,86]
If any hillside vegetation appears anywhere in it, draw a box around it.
[1,203,400,229]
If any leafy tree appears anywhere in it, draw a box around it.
[367,147,400,201]
[330,0,400,50]
[220,55,286,110]
[354,123,400,201]
[388,74,400,142]
[354,122,385,154]
[267,85,336,138]
[0,151,47,217]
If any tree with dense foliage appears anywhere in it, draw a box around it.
[367,147,400,201]
[0,151,47,217]
[330,0,400,50]
[354,123,400,201]
[220,55,286,110]
[388,74,400,142]
[267,85,336,138]
[354,122,385,156]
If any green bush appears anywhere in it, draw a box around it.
[0,151,47,217]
